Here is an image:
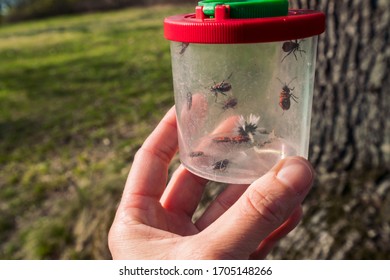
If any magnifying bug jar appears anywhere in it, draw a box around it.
[164,0,325,184]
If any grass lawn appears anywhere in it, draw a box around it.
[0,5,190,259]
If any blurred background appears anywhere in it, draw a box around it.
[0,0,389,259]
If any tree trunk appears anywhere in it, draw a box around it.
[268,0,390,259]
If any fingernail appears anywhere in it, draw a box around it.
[276,157,314,194]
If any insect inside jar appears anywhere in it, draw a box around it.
[230,135,250,143]
[212,159,229,171]
[237,114,261,141]
[212,135,250,144]
[281,39,305,62]
[277,78,298,111]
[186,91,192,110]
[212,136,232,143]
[189,151,204,157]
[209,72,233,101]
[257,139,272,148]
[179,42,189,55]
[221,96,238,111]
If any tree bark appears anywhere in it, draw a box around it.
[268,0,390,259]
[289,0,389,172]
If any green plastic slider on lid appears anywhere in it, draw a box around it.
[198,0,288,19]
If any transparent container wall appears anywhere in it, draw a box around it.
[170,37,318,184]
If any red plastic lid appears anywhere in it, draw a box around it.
[164,6,326,44]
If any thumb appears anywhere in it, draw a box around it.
[197,156,314,259]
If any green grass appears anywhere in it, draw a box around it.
[0,5,190,259]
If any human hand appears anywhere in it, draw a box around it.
[108,106,314,259]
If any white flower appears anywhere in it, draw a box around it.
[248,114,260,126]
[237,114,260,137]
[238,115,247,131]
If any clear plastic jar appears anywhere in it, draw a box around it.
[165,1,325,184]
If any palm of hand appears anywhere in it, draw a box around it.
[108,107,313,259]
